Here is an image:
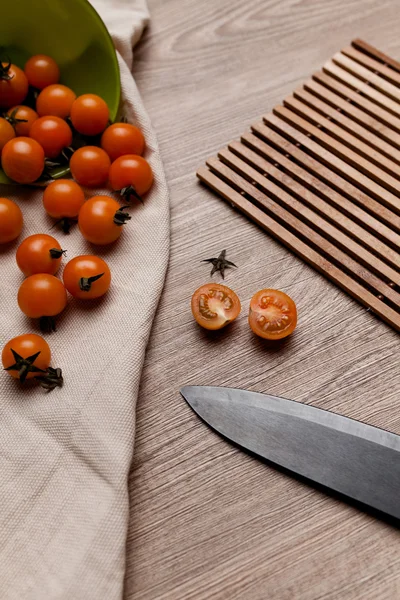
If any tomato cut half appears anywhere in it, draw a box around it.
[191,283,241,330]
[249,289,297,340]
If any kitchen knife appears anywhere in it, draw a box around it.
[181,386,400,521]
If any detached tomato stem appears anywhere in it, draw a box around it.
[35,366,63,391]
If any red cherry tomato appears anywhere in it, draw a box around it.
[101,123,145,161]
[24,54,60,90]
[78,195,130,245]
[16,233,65,276]
[6,105,38,136]
[0,197,23,243]
[109,155,153,199]
[70,94,109,136]
[191,283,241,330]
[0,117,15,155]
[18,273,68,332]
[43,179,85,220]
[36,84,76,118]
[2,334,51,381]
[249,289,297,340]
[0,62,29,109]
[1,137,45,184]
[63,255,111,299]
[29,116,72,158]
[69,146,110,187]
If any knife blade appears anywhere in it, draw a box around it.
[181,385,400,521]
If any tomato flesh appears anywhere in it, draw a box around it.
[249,289,297,340]
[191,283,241,330]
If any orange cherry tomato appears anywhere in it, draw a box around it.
[70,94,109,136]
[2,334,51,381]
[0,197,23,243]
[43,179,85,223]
[16,233,65,276]
[24,54,60,90]
[109,154,153,199]
[69,146,110,187]
[1,137,45,183]
[249,289,297,340]
[78,195,130,245]
[191,283,241,330]
[0,62,29,109]
[18,273,68,332]
[101,123,145,161]
[6,105,38,136]
[36,84,76,118]
[29,116,72,158]
[0,117,15,155]
[63,255,111,299]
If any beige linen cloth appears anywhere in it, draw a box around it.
[0,1,169,598]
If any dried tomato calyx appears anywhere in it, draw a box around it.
[79,273,104,292]
[36,367,63,391]
[4,348,46,383]
[113,206,131,226]
[49,248,67,259]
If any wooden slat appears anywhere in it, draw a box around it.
[293,86,400,160]
[263,111,400,218]
[219,146,400,285]
[283,94,400,175]
[333,52,400,103]
[197,166,400,332]
[313,70,400,133]
[252,120,400,237]
[323,61,400,118]
[341,45,400,88]
[303,77,400,148]
[352,38,400,73]
[230,137,400,272]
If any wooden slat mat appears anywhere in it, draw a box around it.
[197,39,400,331]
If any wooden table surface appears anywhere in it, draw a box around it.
[125,1,400,598]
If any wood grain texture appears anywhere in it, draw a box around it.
[125,1,400,599]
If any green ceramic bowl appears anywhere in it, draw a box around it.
[0,0,120,184]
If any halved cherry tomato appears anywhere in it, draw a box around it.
[109,154,153,200]
[0,117,15,154]
[29,116,72,158]
[1,137,45,183]
[63,255,111,299]
[191,283,241,330]
[18,273,68,331]
[16,233,65,276]
[0,62,29,109]
[70,94,109,136]
[0,197,23,243]
[6,105,38,136]
[69,146,110,187]
[2,334,51,380]
[78,195,130,245]
[24,54,60,90]
[101,123,145,161]
[249,289,297,340]
[36,84,76,118]
[43,179,85,230]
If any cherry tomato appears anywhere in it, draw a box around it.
[6,105,38,136]
[18,274,67,333]
[1,137,45,183]
[2,334,51,381]
[0,197,23,243]
[63,255,111,299]
[16,233,65,276]
[0,117,15,155]
[24,54,60,90]
[249,289,297,340]
[29,116,72,158]
[0,62,28,109]
[191,283,241,330]
[109,154,153,199]
[43,179,85,222]
[78,195,130,245]
[70,94,109,136]
[101,123,145,161]
[69,146,110,187]
[36,84,76,118]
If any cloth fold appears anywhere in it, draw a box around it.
[0,1,169,598]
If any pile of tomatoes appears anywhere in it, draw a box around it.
[0,53,154,390]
